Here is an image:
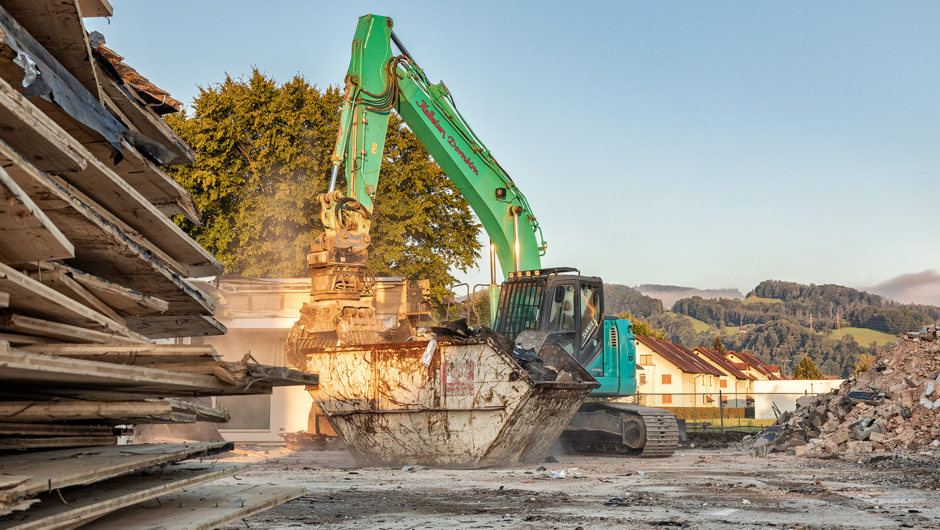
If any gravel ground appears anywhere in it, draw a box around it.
[213,445,940,529]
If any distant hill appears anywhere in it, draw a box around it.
[602,280,940,378]
[668,279,940,377]
[636,284,745,308]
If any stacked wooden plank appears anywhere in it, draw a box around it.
[0,1,312,527]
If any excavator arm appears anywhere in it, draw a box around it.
[287,14,548,360]
[327,14,546,277]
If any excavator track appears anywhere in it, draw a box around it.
[559,402,679,458]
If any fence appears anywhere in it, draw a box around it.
[617,392,814,433]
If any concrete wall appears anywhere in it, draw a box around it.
[186,276,423,444]
[753,379,845,419]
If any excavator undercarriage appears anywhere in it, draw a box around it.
[560,403,680,458]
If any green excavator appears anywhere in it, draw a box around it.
[286,14,679,457]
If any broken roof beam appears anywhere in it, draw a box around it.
[0,2,123,152]
[0,164,73,264]
[0,75,219,276]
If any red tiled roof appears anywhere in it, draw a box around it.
[692,347,755,381]
[666,342,725,377]
[728,350,783,380]
[635,336,723,376]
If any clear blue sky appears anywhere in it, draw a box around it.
[88,1,940,303]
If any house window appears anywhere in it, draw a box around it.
[661,374,672,385]
[721,395,728,403]
[639,355,652,366]
[662,394,672,404]
[639,374,646,385]
[720,379,728,389]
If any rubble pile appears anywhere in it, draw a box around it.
[754,327,940,456]
[430,319,577,382]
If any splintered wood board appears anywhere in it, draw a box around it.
[0,435,117,450]
[76,0,112,17]
[0,348,274,400]
[29,269,125,325]
[1,0,101,99]
[0,262,129,334]
[0,399,228,424]
[0,442,233,502]
[0,293,8,309]
[0,165,73,264]
[47,263,170,317]
[97,61,195,165]
[0,423,118,436]
[0,332,54,346]
[0,45,218,278]
[0,462,249,530]
[123,314,227,340]
[79,485,305,530]
[0,315,146,345]
[0,139,221,338]
[19,343,219,365]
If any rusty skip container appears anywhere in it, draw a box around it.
[303,336,598,468]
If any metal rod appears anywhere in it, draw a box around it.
[390,31,415,63]
[489,242,497,284]
[488,242,498,327]
[512,209,520,272]
[328,164,339,192]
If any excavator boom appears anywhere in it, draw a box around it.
[330,14,546,276]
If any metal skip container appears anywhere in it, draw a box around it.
[302,336,598,469]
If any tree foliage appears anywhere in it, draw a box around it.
[604,284,664,318]
[619,311,667,340]
[165,70,481,302]
[713,335,726,355]
[853,353,875,375]
[793,355,824,380]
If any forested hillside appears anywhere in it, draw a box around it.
[606,280,939,378]
[604,284,713,348]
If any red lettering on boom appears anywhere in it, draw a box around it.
[418,100,479,176]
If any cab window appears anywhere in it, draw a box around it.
[579,283,601,348]
[547,285,576,332]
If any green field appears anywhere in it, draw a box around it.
[666,311,712,333]
[822,326,897,346]
[741,296,783,305]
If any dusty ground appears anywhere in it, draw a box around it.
[213,444,940,529]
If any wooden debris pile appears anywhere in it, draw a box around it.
[753,327,940,456]
[0,1,316,527]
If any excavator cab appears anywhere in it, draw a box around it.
[494,267,604,366]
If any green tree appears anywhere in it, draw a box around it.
[619,311,667,340]
[853,353,875,375]
[793,355,824,380]
[713,335,727,355]
[165,70,481,302]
